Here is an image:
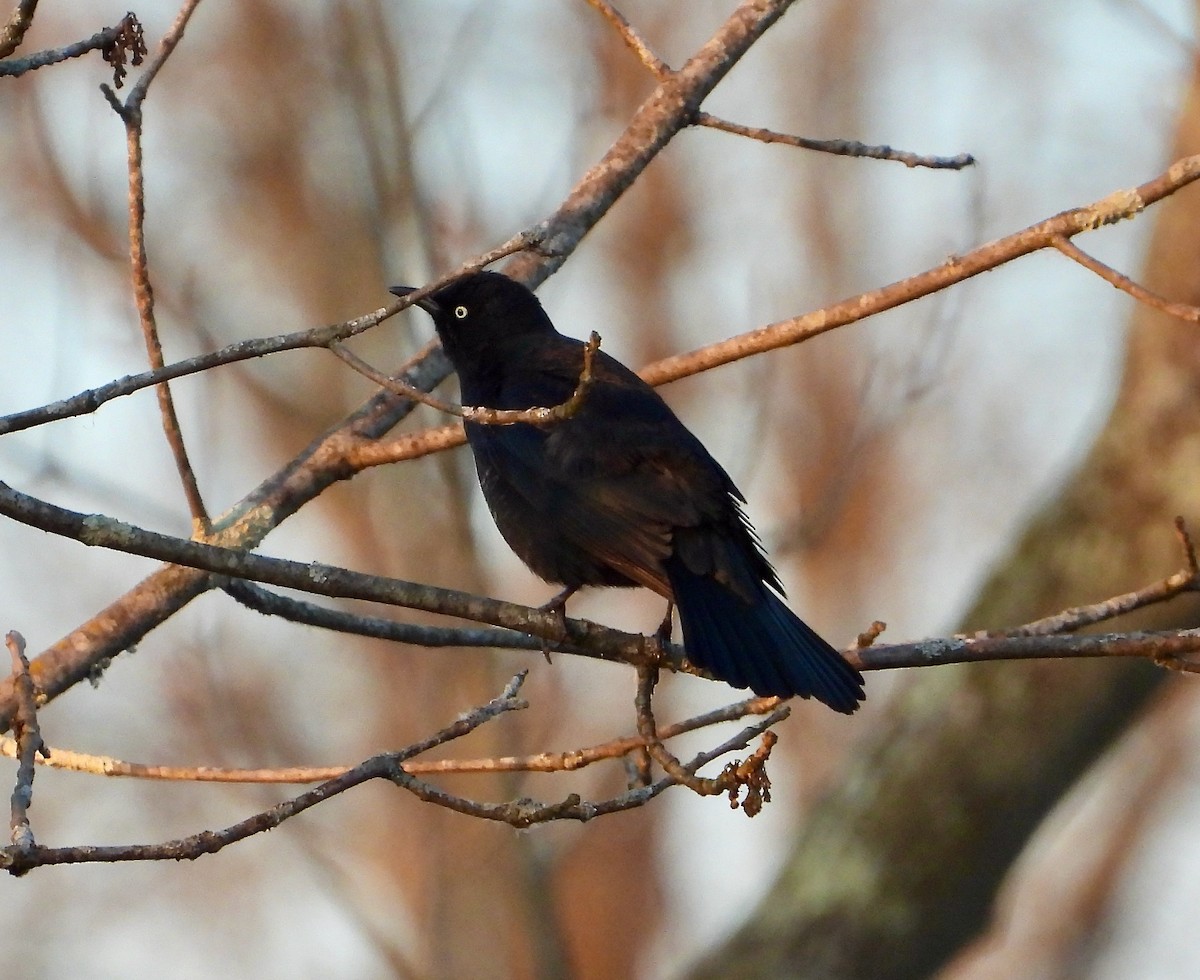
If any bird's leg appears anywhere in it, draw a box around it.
[650,601,675,670]
[655,601,675,644]
[648,597,686,671]
[540,584,578,617]
[536,585,578,664]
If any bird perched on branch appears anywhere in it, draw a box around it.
[390,271,864,713]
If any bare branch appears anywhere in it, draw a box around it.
[0,480,665,670]
[635,664,785,815]
[0,338,461,724]
[502,0,801,285]
[852,629,1200,672]
[329,341,463,416]
[13,147,1189,449]
[642,159,1200,386]
[0,0,37,58]
[5,479,1200,699]
[637,664,726,796]
[0,693,783,783]
[329,330,601,427]
[0,666,797,867]
[967,521,1200,638]
[0,230,541,437]
[104,4,209,527]
[585,0,670,77]
[120,0,200,112]
[0,10,144,83]
[1,672,531,874]
[6,631,43,854]
[1053,235,1200,324]
[695,111,976,169]
[222,579,567,655]
[349,154,1200,469]
[345,421,468,468]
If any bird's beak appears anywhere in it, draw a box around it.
[389,285,440,315]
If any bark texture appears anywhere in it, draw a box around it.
[691,30,1200,980]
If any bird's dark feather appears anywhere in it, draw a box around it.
[392,271,864,712]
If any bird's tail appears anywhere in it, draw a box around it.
[667,561,864,713]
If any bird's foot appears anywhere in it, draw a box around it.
[537,585,578,664]
[655,601,674,643]
[652,602,675,667]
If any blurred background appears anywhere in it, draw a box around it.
[1,0,1198,977]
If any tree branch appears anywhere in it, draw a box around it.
[0,670,800,871]
[0,231,541,437]
[5,631,43,854]
[329,330,602,427]
[0,0,37,58]
[635,664,783,814]
[0,692,785,783]
[0,10,143,82]
[0,479,665,672]
[694,111,976,169]
[585,0,670,78]
[4,481,1200,697]
[1053,234,1200,324]
[642,158,1200,386]
[1,671,531,874]
[103,1,209,527]
[275,153,1200,472]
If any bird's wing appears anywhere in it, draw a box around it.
[469,351,754,596]
[467,412,685,594]
[548,366,786,602]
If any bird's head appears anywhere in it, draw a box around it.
[389,271,555,369]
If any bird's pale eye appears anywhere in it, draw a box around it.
[454,305,469,320]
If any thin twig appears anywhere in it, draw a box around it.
[1,672,530,874]
[634,664,784,813]
[289,705,787,829]
[547,331,602,424]
[222,578,574,655]
[0,231,542,437]
[345,421,468,468]
[1175,515,1198,573]
[969,520,1200,638]
[1052,235,1200,323]
[0,480,666,670]
[851,629,1200,673]
[695,111,976,170]
[501,0,800,286]
[328,330,602,427]
[0,0,38,58]
[7,480,1200,680]
[329,342,464,416]
[8,158,1193,446]
[122,0,201,111]
[0,10,144,82]
[6,631,44,853]
[585,0,670,77]
[0,691,782,783]
[641,161,1200,386]
[636,664,718,794]
[104,4,210,527]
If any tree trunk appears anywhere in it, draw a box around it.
[691,22,1200,980]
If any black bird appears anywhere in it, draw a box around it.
[390,272,864,713]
